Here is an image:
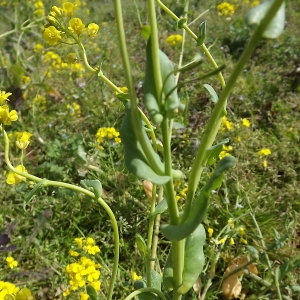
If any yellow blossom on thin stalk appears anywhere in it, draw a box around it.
[69,18,85,35]
[67,102,81,117]
[87,23,99,38]
[230,238,235,245]
[207,228,214,237]
[95,127,121,149]
[115,86,128,95]
[16,132,32,150]
[217,237,227,245]
[0,90,12,104]
[220,116,233,131]
[43,26,62,45]
[63,2,77,17]
[6,256,18,269]
[6,165,28,185]
[0,105,18,125]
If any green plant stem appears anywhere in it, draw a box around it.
[146,185,157,286]
[113,0,163,175]
[251,212,282,300]
[124,287,167,300]
[183,0,285,221]
[1,126,119,300]
[148,0,163,105]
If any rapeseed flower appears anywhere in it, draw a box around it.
[258,148,271,156]
[0,105,18,125]
[34,0,45,17]
[6,256,18,269]
[0,281,20,298]
[220,116,233,131]
[34,43,44,53]
[131,271,142,281]
[95,127,121,149]
[216,2,235,16]
[165,34,183,46]
[43,26,62,45]
[0,90,12,104]
[87,23,99,38]
[217,237,227,245]
[63,2,77,17]
[69,18,85,35]
[16,132,32,150]
[207,228,214,237]
[241,118,251,127]
[6,165,28,185]
[230,238,235,245]
[67,102,81,117]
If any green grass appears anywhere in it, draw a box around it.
[0,0,300,299]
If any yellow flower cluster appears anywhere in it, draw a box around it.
[219,144,233,160]
[258,148,271,168]
[0,281,19,298]
[63,237,101,298]
[33,94,47,110]
[220,116,233,131]
[6,165,28,185]
[175,187,188,201]
[43,3,100,46]
[95,127,121,150]
[33,0,45,17]
[241,118,251,127]
[131,271,142,282]
[67,102,81,117]
[165,34,183,46]
[15,132,32,150]
[6,256,18,269]
[216,2,235,16]
[0,91,18,126]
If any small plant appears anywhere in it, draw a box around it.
[1,1,295,300]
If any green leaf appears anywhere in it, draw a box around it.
[135,234,147,256]
[86,285,99,300]
[161,156,236,241]
[197,21,206,46]
[245,0,285,39]
[23,179,47,211]
[246,245,260,260]
[76,144,87,164]
[178,224,206,294]
[80,180,102,199]
[149,270,162,290]
[177,18,187,29]
[172,122,185,129]
[203,84,218,103]
[205,139,229,165]
[141,25,151,40]
[150,198,168,217]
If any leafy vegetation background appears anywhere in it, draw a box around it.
[0,0,299,299]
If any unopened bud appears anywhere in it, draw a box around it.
[47,16,57,25]
[52,6,63,17]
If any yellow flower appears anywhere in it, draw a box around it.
[263,160,268,168]
[16,132,32,150]
[63,2,77,17]
[241,118,251,127]
[221,116,233,131]
[207,228,214,237]
[230,238,235,245]
[223,145,233,152]
[217,237,227,245]
[34,43,44,53]
[0,90,12,104]
[6,165,28,185]
[67,102,81,117]
[217,2,235,16]
[0,105,18,125]
[69,249,80,257]
[87,23,99,38]
[43,26,62,45]
[227,218,234,228]
[15,287,33,299]
[238,227,246,235]
[6,256,18,269]
[219,150,230,160]
[250,0,260,7]
[240,238,248,245]
[80,292,90,300]
[0,281,20,298]
[51,5,63,17]
[74,237,84,248]
[131,271,142,281]
[258,148,271,156]
[165,34,183,46]
[69,18,85,35]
